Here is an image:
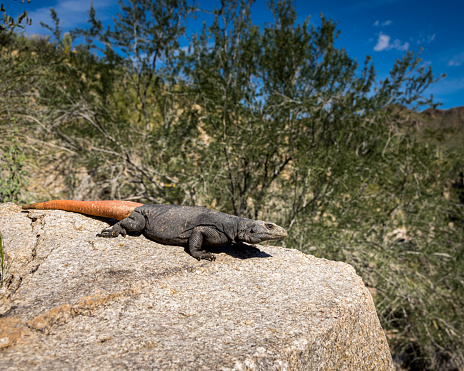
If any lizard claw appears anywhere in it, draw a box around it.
[97,229,115,238]
[192,250,216,261]
[202,252,216,261]
[97,225,126,238]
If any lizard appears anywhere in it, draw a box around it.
[22,200,287,261]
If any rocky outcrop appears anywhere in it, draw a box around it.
[0,203,393,370]
[423,105,464,118]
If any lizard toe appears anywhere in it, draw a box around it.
[202,252,216,261]
[97,225,126,238]
[96,230,114,238]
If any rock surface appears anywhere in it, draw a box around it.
[0,203,393,370]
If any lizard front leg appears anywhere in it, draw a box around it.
[97,211,146,238]
[189,227,216,261]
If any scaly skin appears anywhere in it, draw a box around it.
[22,201,288,261]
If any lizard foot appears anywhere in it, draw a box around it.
[193,251,216,261]
[97,225,127,238]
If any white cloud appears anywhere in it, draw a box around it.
[417,33,436,45]
[390,38,409,51]
[448,52,464,67]
[373,20,392,26]
[374,33,409,52]
[26,0,114,36]
[374,33,390,51]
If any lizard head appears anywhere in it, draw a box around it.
[238,220,287,244]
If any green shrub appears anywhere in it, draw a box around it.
[0,122,27,203]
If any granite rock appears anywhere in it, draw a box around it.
[0,203,393,370]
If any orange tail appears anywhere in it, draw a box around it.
[22,200,144,221]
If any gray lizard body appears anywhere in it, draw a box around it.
[22,201,287,261]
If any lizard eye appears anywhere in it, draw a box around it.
[265,223,274,230]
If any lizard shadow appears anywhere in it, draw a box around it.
[197,242,273,260]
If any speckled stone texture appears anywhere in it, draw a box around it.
[0,203,393,370]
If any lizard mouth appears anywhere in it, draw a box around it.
[266,231,287,240]
[269,234,287,241]
[268,227,288,240]
[254,229,287,242]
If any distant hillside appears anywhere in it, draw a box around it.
[417,106,464,150]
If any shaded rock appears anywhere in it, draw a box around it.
[0,203,393,370]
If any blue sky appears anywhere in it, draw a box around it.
[6,0,464,109]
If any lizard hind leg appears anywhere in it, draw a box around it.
[188,227,216,261]
[97,211,146,238]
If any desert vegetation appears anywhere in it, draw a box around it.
[1,1,463,369]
